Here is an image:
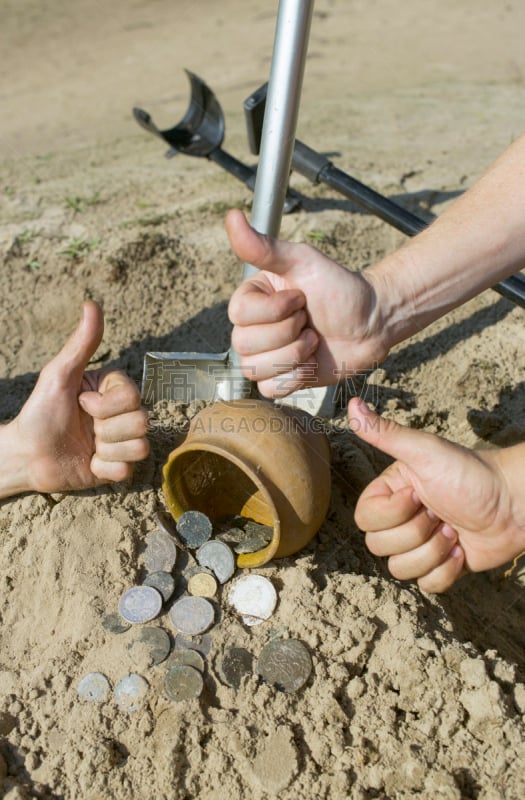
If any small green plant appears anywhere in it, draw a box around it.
[306,230,327,242]
[65,192,103,213]
[26,259,42,271]
[60,238,98,260]
[14,228,36,247]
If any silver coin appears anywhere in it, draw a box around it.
[102,612,131,635]
[143,529,177,573]
[174,633,213,657]
[118,586,163,624]
[256,639,312,693]
[196,540,235,584]
[169,596,215,635]
[77,672,111,703]
[164,665,203,702]
[114,674,149,712]
[219,647,253,690]
[228,575,277,626]
[143,571,176,603]
[127,626,172,667]
[176,510,213,549]
[166,648,205,673]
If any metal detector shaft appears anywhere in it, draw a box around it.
[292,140,525,309]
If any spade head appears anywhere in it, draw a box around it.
[133,70,225,157]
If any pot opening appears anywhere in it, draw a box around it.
[164,447,277,531]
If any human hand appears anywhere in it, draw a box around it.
[2,301,149,497]
[226,209,390,397]
[349,397,525,592]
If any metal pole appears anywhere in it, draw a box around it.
[226,0,315,397]
[243,0,314,274]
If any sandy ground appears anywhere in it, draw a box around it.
[1,1,525,798]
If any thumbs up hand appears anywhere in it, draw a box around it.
[1,302,149,498]
[349,397,525,593]
[226,209,389,398]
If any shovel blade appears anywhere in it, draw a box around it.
[142,351,339,417]
[142,351,234,406]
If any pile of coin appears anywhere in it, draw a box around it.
[77,508,312,709]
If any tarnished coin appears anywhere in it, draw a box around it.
[143,571,176,603]
[196,540,235,584]
[114,674,149,712]
[188,571,218,598]
[102,612,131,635]
[228,575,277,626]
[118,586,162,624]
[164,665,203,702]
[233,532,271,554]
[155,509,178,538]
[77,672,111,703]
[169,596,215,635]
[143,529,177,573]
[257,639,312,693]
[176,510,213,549]
[219,647,253,689]
[174,633,213,657]
[166,648,205,673]
[127,626,172,667]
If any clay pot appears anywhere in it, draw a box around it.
[162,399,332,568]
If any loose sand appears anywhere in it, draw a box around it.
[1,1,525,798]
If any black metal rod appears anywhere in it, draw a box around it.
[291,140,525,310]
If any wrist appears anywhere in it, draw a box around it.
[364,249,419,350]
[0,420,34,500]
[492,444,525,550]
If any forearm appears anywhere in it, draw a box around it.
[0,421,32,499]
[367,133,525,346]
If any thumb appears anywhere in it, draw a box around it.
[348,397,440,473]
[41,301,104,388]
[225,208,299,278]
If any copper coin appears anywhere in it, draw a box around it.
[166,648,205,673]
[219,647,253,690]
[164,665,203,702]
[188,572,218,598]
[256,639,312,693]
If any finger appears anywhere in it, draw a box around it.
[348,397,450,475]
[90,455,135,483]
[355,484,420,532]
[79,371,142,419]
[417,546,466,593]
[226,208,306,276]
[229,280,305,326]
[365,507,440,557]
[236,329,319,389]
[94,437,150,463]
[93,409,149,443]
[39,301,104,388]
[388,524,458,581]
[231,309,307,356]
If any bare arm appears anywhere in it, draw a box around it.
[367,132,525,346]
[227,133,525,396]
